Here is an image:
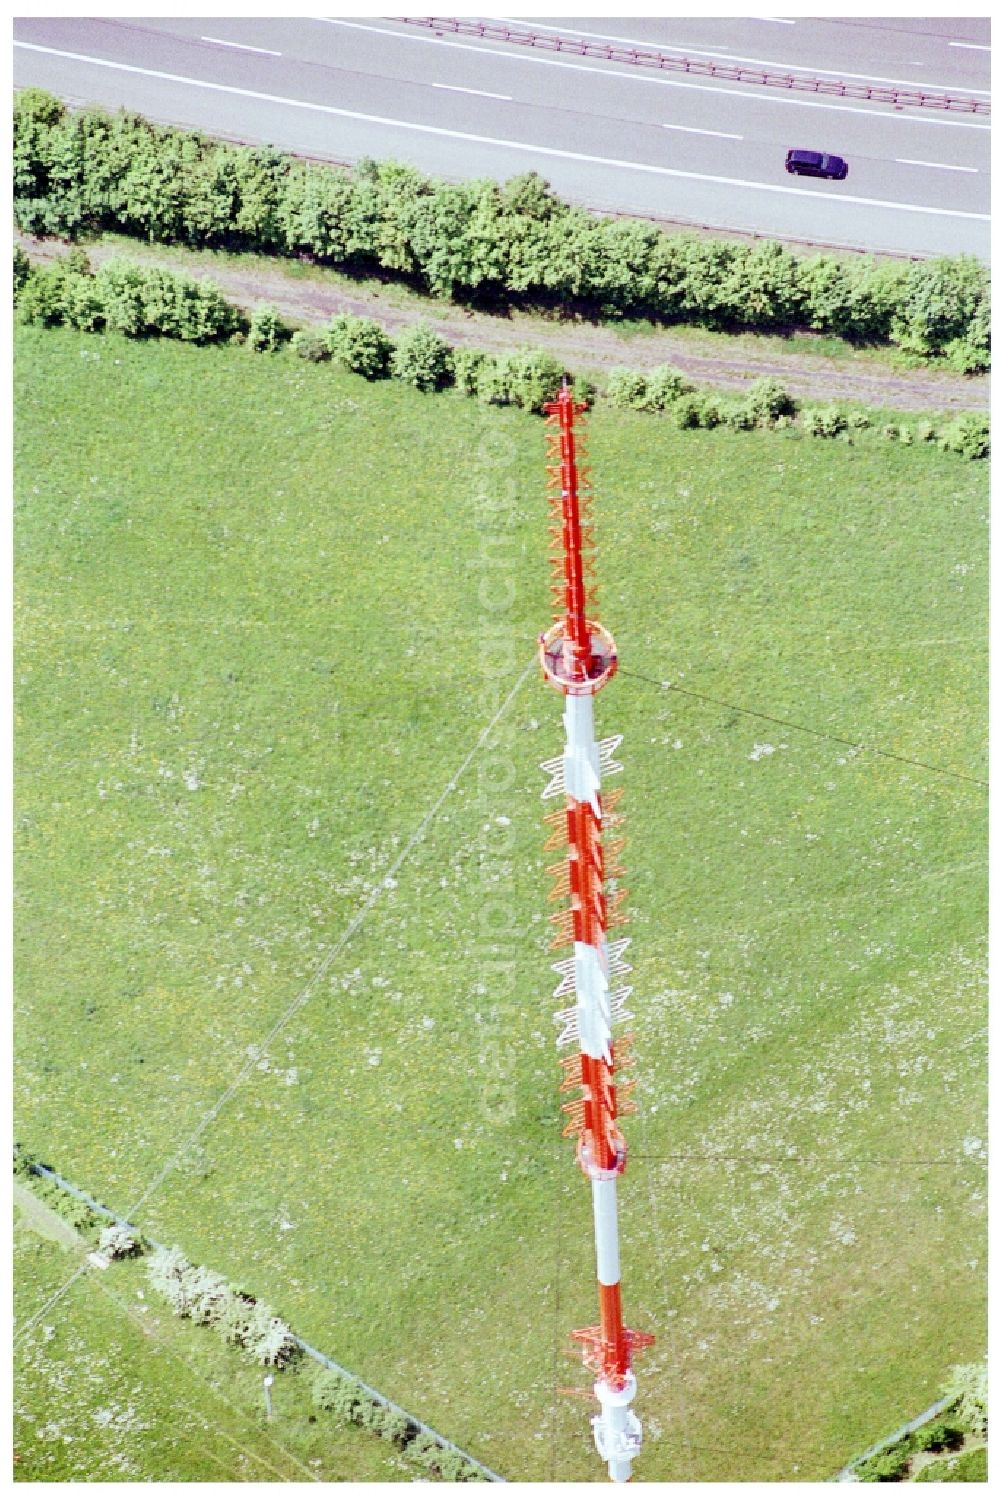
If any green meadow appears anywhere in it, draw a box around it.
[14,324,986,1480]
[13,1205,408,1481]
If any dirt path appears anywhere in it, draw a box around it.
[14,1179,86,1251]
[19,233,988,413]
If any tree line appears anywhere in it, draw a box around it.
[13,88,989,370]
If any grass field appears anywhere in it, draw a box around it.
[13,1201,409,1481]
[14,324,986,1481]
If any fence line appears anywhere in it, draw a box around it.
[22,1161,505,1483]
[393,17,990,115]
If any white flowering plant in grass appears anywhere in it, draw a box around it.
[98,1224,142,1260]
[244,1304,298,1367]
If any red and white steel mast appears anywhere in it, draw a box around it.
[538,383,654,1481]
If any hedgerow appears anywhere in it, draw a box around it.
[13,1145,111,1242]
[13,249,989,459]
[308,1367,487,1478]
[17,249,239,342]
[147,1245,299,1366]
[13,88,989,368]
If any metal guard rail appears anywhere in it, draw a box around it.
[393,17,990,115]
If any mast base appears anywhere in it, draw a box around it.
[592,1372,643,1482]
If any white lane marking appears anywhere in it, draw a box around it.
[200,36,282,57]
[895,157,979,172]
[431,82,512,100]
[13,41,989,224]
[662,123,743,139]
[749,15,796,21]
[949,42,990,51]
[437,15,991,97]
[315,18,991,131]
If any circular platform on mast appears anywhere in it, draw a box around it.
[539,619,618,696]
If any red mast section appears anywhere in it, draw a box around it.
[539,385,653,1481]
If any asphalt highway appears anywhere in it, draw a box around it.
[13,14,991,260]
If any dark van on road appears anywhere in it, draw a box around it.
[785,148,849,180]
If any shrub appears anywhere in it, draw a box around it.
[570,373,596,406]
[475,354,512,406]
[943,1362,987,1437]
[94,259,147,336]
[244,1302,299,1366]
[247,302,288,352]
[938,413,989,461]
[357,1397,387,1433]
[435,1449,469,1481]
[854,1445,911,1481]
[311,1369,374,1424]
[672,393,705,429]
[219,1293,257,1347]
[184,1266,234,1326]
[451,345,488,396]
[311,1369,344,1413]
[699,396,723,428]
[145,268,238,342]
[93,259,236,342]
[335,1381,369,1423]
[290,327,330,361]
[948,287,990,373]
[643,363,692,410]
[324,313,393,377]
[605,367,648,409]
[376,1408,411,1446]
[12,1154,106,1239]
[13,245,31,301]
[409,1433,442,1471]
[13,1143,35,1178]
[744,375,797,424]
[882,422,900,441]
[893,255,986,356]
[916,420,937,443]
[148,1246,194,1312]
[98,1224,141,1259]
[390,321,454,390]
[717,394,747,430]
[503,348,564,412]
[801,404,848,438]
[17,262,72,326]
[799,253,855,336]
[847,410,871,431]
[945,337,990,375]
[911,1415,965,1455]
[63,276,106,332]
